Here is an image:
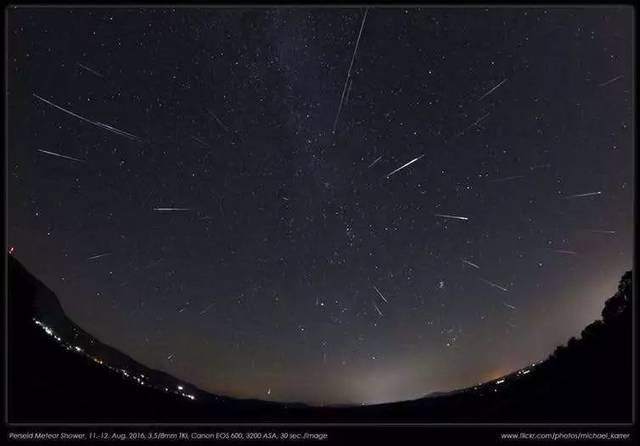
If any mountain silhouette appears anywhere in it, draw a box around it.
[7,255,632,423]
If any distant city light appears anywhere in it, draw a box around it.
[31,319,197,403]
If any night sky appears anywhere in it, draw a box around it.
[7,7,633,405]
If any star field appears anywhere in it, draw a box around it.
[8,7,633,405]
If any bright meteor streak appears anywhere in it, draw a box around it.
[37,149,86,163]
[561,191,602,200]
[385,154,424,178]
[33,93,143,142]
[87,253,112,261]
[434,214,469,221]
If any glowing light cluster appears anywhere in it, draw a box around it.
[33,319,62,342]
[161,383,196,400]
[32,319,195,402]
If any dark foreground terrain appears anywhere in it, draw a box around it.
[7,255,632,423]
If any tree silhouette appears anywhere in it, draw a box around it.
[602,270,632,322]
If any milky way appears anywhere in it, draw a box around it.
[8,7,633,405]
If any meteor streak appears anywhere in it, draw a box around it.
[332,8,368,133]
[461,259,480,269]
[554,249,577,255]
[208,110,229,132]
[37,149,86,163]
[373,285,388,303]
[153,208,192,212]
[587,229,616,235]
[488,175,524,183]
[77,62,104,78]
[434,214,469,221]
[87,253,112,261]
[561,191,602,200]
[368,155,382,168]
[33,93,143,141]
[385,154,424,178]
[372,301,384,317]
[478,78,507,101]
[479,277,509,292]
[452,112,490,139]
[598,75,623,87]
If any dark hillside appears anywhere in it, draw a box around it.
[8,255,632,423]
